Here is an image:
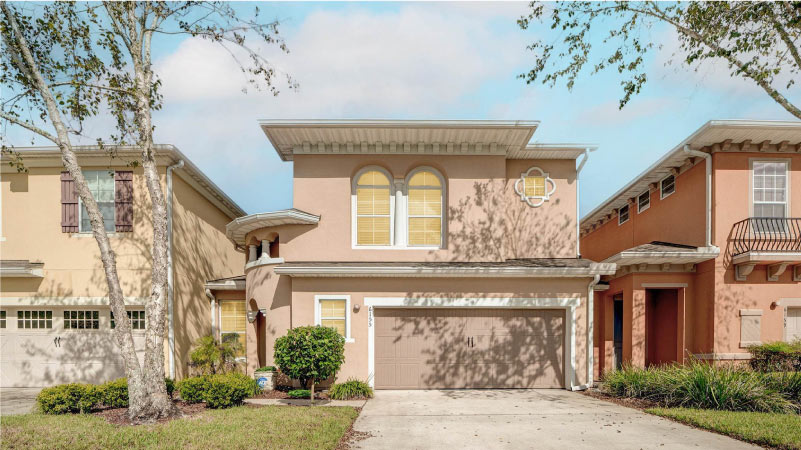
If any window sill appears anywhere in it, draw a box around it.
[70,232,127,238]
[660,191,674,200]
[637,205,650,214]
[345,338,355,343]
[352,245,442,250]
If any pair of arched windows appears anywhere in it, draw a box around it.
[354,167,444,247]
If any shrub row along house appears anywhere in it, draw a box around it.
[1,119,799,390]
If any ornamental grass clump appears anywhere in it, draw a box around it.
[329,379,373,400]
[601,361,797,414]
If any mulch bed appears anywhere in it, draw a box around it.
[581,388,659,411]
[92,401,207,426]
[250,386,330,401]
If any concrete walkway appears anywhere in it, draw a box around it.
[351,390,757,449]
[0,388,40,416]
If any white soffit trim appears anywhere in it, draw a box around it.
[508,143,597,160]
[776,298,801,307]
[0,261,44,278]
[204,280,246,291]
[274,263,617,278]
[259,119,540,161]
[225,209,320,246]
[580,119,801,230]
[1,297,148,306]
[640,283,689,288]
[603,248,720,265]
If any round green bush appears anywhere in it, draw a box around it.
[205,373,258,409]
[274,326,345,393]
[37,383,101,414]
[329,379,373,400]
[177,375,211,404]
[287,389,311,399]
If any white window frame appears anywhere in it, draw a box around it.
[750,159,790,219]
[217,300,246,361]
[0,310,6,329]
[111,309,146,332]
[405,166,446,249]
[78,170,115,233]
[17,310,53,329]
[660,174,675,200]
[352,166,395,248]
[63,310,100,330]
[637,190,650,214]
[618,205,630,225]
[314,294,353,343]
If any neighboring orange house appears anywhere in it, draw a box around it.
[580,120,801,378]
[207,120,615,390]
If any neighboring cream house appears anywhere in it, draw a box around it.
[580,120,801,377]
[0,146,244,386]
[208,120,615,390]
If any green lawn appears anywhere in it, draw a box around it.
[1,405,359,450]
[647,407,801,450]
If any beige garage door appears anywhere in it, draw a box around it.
[374,308,565,389]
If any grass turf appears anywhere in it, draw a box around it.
[647,407,801,449]
[1,405,359,450]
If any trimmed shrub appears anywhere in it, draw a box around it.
[205,373,258,409]
[37,383,101,414]
[288,389,311,399]
[274,326,345,402]
[255,366,277,372]
[749,341,801,373]
[100,378,129,408]
[601,362,796,413]
[329,379,373,400]
[177,375,211,404]
[188,334,243,375]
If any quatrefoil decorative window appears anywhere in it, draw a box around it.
[514,167,556,207]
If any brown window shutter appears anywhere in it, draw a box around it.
[61,171,78,232]
[115,171,133,232]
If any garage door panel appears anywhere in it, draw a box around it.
[375,308,565,389]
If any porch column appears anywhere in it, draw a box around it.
[248,244,258,262]
[626,288,646,367]
[677,287,686,363]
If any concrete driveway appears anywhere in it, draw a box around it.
[1,388,40,416]
[351,390,757,449]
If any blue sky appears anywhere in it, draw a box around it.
[6,2,799,217]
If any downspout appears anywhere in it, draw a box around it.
[166,159,184,380]
[572,274,600,391]
[575,148,595,258]
[205,288,217,341]
[682,145,713,248]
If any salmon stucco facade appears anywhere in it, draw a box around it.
[580,120,801,378]
[0,146,244,386]
[208,120,615,390]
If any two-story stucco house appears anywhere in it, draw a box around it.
[580,120,801,377]
[0,146,244,387]
[206,120,615,390]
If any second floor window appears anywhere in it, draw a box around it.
[753,161,787,218]
[637,191,650,213]
[355,170,392,245]
[407,170,443,246]
[80,171,115,233]
[618,205,630,225]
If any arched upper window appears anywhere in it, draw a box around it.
[406,169,443,247]
[355,169,392,246]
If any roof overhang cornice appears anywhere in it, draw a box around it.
[0,145,246,220]
[509,143,597,160]
[226,209,320,246]
[273,262,617,278]
[0,260,44,278]
[603,247,720,266]
[259,119,540,161]
[204,279,246,291]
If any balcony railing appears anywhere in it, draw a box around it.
[731,217,801,257]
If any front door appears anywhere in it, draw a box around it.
[613,296,623,370]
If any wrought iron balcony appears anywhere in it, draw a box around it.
[731,217,801,257]
[731,218,801,281]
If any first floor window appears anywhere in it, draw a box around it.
[618,205,630,225]
[111,310,146,330]
[220,301,246,358]
[79,170,115,233]
[0,310,5,328]
[18,310,52,329]
[316,296,350,340]
[64,310,99,329]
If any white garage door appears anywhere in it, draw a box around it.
[0,307,146,388]
[787,308,801,342]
